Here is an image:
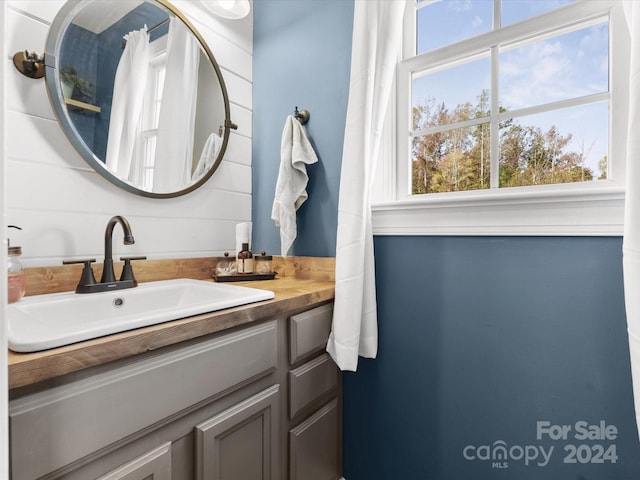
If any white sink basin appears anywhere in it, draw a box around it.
[8,279,275,353]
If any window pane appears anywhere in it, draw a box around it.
[498,102,608,188]
[500,23,608,110]
[417,0,492,53]
[153,67,166,128]
[502,0,576,26]
[143,136,156,191]
[412,123,491,194]
[413,57,491,128]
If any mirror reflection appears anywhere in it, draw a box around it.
[46,0,231,197]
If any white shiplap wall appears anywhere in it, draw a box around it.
[1,2,8,477]
[5,0,253,267]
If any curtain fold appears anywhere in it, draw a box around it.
[326,0,406,371]
[105,27,150,181]
[623,1,640,440]
[153,19,200,193]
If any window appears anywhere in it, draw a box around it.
[373,0,629,236]
[131,36,167,190]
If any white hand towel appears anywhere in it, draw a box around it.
[271,115,319,256]
[193,132,223,180]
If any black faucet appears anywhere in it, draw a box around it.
[101,215,135,284]
[63,215,146,293]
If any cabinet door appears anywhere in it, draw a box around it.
[289,399,340,480]
[195,385,280,480]
[96,443,171,480]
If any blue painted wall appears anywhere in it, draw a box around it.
[60,24,98,150]
[347,236,640,479]
[251,0,353,257]
[251,2,640,479]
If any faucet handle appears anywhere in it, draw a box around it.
[63,258,97,290]
[119,256,147,283]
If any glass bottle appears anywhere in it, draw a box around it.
[237,243,254,274]
[215,252,237,276]
[254,252,273,274]
[8,244,26,304]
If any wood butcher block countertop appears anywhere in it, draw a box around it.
[8,256,335,390]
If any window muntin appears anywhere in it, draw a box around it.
[502,0,577,26]
[407,1,610,195]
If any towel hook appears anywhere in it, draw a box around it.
[294,106,310,125]
[12,50,45,79]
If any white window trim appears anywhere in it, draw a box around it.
[372,0,629,236]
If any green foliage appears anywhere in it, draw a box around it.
[411,90,595,194]
[59,65,95,103]
[59,65,78,86]
[598,155,608,179]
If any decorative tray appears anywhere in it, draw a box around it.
[213,272,276,282]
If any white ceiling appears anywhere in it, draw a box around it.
[72,1,144,34]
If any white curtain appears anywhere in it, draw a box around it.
[326,0,406,371]
[153,19,200,192]
[105,27,150,180]
[623,1,640,440]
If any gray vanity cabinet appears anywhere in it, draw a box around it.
[9,302,341,480]
[9,320,279,480]
[287,304,342,480]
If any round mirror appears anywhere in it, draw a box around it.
[44,0,233,198]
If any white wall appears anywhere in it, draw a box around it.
[5,0,253,267]
[1,1,9,477]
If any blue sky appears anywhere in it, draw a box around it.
[414,0,608,173]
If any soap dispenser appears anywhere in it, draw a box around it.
[7,225,26,303]
[237,242,254,274]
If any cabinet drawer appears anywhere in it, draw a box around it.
[289,399,340,480]
[289,303,333,364]
[9,321,277,480]
[289,353,338,419]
